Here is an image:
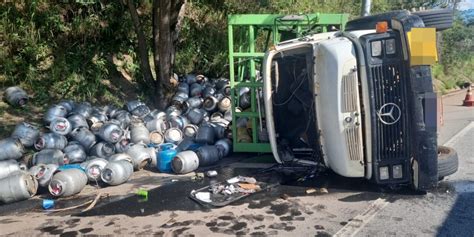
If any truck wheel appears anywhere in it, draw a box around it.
[438,145,458,180]
[412,9,454,31]
[345,10,410,31]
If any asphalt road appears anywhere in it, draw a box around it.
[0,91,472,236]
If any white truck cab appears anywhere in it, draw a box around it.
[262,11,458,191]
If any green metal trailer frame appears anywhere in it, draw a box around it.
[228,13,348,153]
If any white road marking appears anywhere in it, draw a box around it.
[444,122,474,146]
[334,197,389,237]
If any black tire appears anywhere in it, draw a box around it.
[345,10,410,31]
[438,145,458,179]
[412,9,454,31]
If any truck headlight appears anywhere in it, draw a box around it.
[393,165,403,179]
[371,41,382,57]
[379,166,389,180]
[386,39,396,55]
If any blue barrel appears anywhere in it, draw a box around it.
[157,143,177,173]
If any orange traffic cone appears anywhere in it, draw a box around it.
[463,87,474,107]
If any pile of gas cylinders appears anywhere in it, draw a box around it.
[0,75,233,204]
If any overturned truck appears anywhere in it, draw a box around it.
[261,10,458,191]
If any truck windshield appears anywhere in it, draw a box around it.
[270,45,321,161]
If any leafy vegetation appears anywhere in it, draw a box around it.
[0,0,472,111]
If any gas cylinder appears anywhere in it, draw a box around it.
[131,104,151,118]
[67,114,89,130]
[32,149,67,166]
[130,122,150,144]
[149,131,164,145]
[126,143,152,170]
[157,143,177,173]
[196,145,221,166]
[164,128,183,144]
[29,164,58,187]
[5,86,28,107]
[101,160,134,186]
[187,108,205,125]
[0,160,21,180]
[70,127,96,150]
[0,138,25,160]
[63,141,87,163]
[48,169,87,197]
[215,138,232,157]
[183,124,199,138]
[99,122,123,143]
[195,125,215,144]
[44,104,68,125]
[11,122,40,147]
[71,102,93,118]
[108,153,133,164]
[0,172,38,204]
[85,158,108,182]
[89,142,115,158]
[171,151,199,174]
[50,117,72,136]
[34,133,68,150]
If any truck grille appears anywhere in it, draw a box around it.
[370,64,409,161]
[342,72,358,112]
[345,126,363,161]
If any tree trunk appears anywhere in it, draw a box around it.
[170,0,186,69]
[126,0,155,90]
[157,0,174,109]
[152,0,160,84]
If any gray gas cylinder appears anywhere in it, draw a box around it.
[99,122,123,143]
[50,117,72,136]
[5,86,28,107]
[164,128,183,144]
[168,115,189,130]
[29,164,58,187]
[166,105,182,118]
[131,104,151,118]
[113,110,132,129]
[195,125,215,144]
[189,83,203,97]
[70,127,96,150]
[48,169,87,197]
[89,142,116,158]
[146,117,168,133]
[203,96,219,112]
[187,108,205,125]
[130,122,150,144]
[125,100,145,112]
[115,138,131,153]
[0,160,21,180]
[126,143,152,170]
[177,82,190,94]
[215,138,232,157]
[184,97,203,113]
[63,142,87,164]
[34,133,68,150]
[0,138,25,161]
[85,158,108,182]
[183,124,199,138]
[218,96,232,112]
[44,104,68,124]
[101,160,134,186]
[32,149,67,166]
[171,151,199,174]
[11,122,40,147]
[67,114,89,129]
[196,145,221,166]
[149,131,164,145]
[107,153,133,164]
[71,102,93,118]
[0,172,38,204]
[58,100,75,113]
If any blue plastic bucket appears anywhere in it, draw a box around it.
[157,143,177,173]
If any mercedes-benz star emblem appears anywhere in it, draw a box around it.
[377,103,401,125]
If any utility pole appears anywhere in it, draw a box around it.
[361,0,371,16]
